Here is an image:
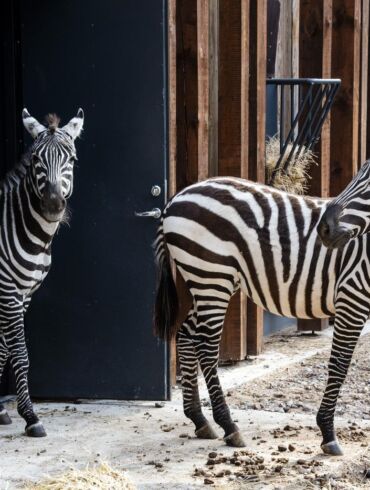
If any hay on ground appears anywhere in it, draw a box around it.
[265,136,317,195]
[23,462,136,490]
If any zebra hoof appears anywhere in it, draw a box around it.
[224,431,246,448]
[0,409,12,425]
[25,421,47,438]
[195,423,218,440]
[321,440,343,456]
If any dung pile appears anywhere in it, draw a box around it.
[193,449,266,485]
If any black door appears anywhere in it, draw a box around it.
[18,0,169,399]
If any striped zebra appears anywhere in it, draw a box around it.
[154,162,370,456]
[0,108,83,437]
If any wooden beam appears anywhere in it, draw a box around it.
[176,0,198,192]
[218,0,246,362]
[247,0,267,356]
[298,0,332,333]
[168,0,177,385]
[197,0,218,179]
[197,0,210,180]
[240,0,249,180]
[292,0,300,79]
[239,0,250,359]
[359,0,369,165]
[248,0,267,186]
[321,0,333,196]
[266,0,280,78]
[209,0,219,175]
[168,0,177,199]
[299,0,332,198]
[174,0,199,380]
[330,0,361,195]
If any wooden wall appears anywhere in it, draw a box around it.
[168,0,370,365]
[168,0,267,362]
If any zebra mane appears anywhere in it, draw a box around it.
[0,150,32,193]
[45,113,60,134]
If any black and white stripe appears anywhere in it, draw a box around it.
[154,169,370,455]
[0,108,83,437]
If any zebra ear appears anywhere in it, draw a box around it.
[22,108,46,139]
[62,108,84,140]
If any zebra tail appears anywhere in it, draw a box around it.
[153,223,179,341]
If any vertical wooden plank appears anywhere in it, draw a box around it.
[359,0,369,165]
[218,0,246,362]
[168,0,177,199]
[275,0,293,138]
[321,0,333,197]
[249,0,267,184]
[299,0,332,198]
[168,0,177,386]
[240,0,250,180]
[175,0,198,378]
[197,0,210,180]
[176,0,198,192]
[276,0,292,78]
[209,0,219,176]
[239,0,250,357]
[330,0,361,195]
[247,0,267,355]
[292,0,300,79]
[218,0,241,177]
[266,0,280,79]
[298,0,332,332]
[197,0,219,179]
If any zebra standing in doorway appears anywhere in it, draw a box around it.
[0,108,84,437]
[154,162,370,456]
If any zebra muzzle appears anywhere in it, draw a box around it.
[317,204,353,249]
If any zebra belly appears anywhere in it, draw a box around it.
[164,214,336,320]
[240,239,336,319]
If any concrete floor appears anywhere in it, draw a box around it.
[1,325,370,489]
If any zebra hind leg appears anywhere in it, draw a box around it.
[317,307,366,456]
[0,334,12,425]
[177,309,218,439]
[194,298,245,447]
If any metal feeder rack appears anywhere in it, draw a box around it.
[266,78,341,186]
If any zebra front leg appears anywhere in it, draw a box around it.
[194,299,245,447]
[3,301,46,437]
[0,334,12,425]
[317,306,367,456]
[177,310,218,439]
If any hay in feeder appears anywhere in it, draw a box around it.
[265,136,317,195]
[23,462,136,490]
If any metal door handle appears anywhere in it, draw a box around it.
[135,207,162,219]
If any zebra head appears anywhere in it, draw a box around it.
[318,161,370,249]
[22,108,84,222]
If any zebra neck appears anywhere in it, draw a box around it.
[12,175,61,244]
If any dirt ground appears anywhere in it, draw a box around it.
[2,326,370,489]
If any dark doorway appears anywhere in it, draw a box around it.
[1,0,169,400]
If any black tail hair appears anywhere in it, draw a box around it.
[154,248,179,342]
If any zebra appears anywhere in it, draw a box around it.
[153,162,370,456]
[0,108,84,437]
